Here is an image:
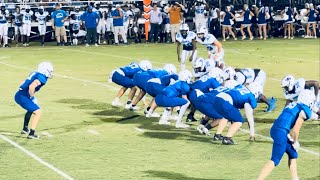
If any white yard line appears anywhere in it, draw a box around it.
[0,134,74,180]
[87,130,99,135]
[239,128,320,157]
[0,59,319,158]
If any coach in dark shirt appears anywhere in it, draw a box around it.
[81,6,100,47]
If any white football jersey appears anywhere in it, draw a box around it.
[235,68,255,85]
[21,10,34,24]
[193,59,215,78]
[123,10,133,22]
[176,31,196,50]
[70,11,83,24]
[195,5,206,19]
[196,34,219,54]
[0,10,9,23]
[284,78,306,101]
[35,12,49,25]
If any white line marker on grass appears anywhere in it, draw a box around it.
[239,128,320,157]
[87,130,99,135]
[133,127,145,133]
[0,134,74,180]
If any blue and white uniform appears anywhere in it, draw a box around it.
[35,11,49,35]
[236,68,266,93]
[13,12,23,35]
[284,7,293,24]
[258,7,266,25]
[162,12,170,33]
[133,69,168,92]
[194,4,207,30]
[123,10,132,32]
[308,9,316,23]
[69,11,83,33]
[110,62,142,88]
[176,31,197,69]
[21,9,34,36]
[155,81,190,107]
[188,75,221,102]
[269,102,312,166]
[222,12,232,27]
[0,9,9,38]
[283,78,306,101]
[105,8,114,32]
[242,9,251,26]
[196,34,224,66]
[93,8,106,34]
[145,74,178,97]
[15,72,48,112]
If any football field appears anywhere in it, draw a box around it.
[0,39,319,180]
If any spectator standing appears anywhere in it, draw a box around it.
[149,4,162,43]
[221,6,237,41]
[51,3,68,45]
[306,3,319,38]
[112,4,127,45]
[239,4,254,40]
[81,6,100,47]
[209,4,220,37]
[168,2,184,43]
[281,6,294,39]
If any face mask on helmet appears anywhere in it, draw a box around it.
[75,8,80,12]
[96,4,100,9]
[0,6,5,11]
[181,30,188,38]
[39,9,44,14]
[26,9,30,13]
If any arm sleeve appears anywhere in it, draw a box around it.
[244,103,255,136]
[249,94,258,109]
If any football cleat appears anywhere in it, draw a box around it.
[186,114,198,122]
[175,123,190,129]
[112,99,123,107]
[213,134,224,141]
[125,103,132,109]
[222,137,235,145]
[168,115,178,121]
[20,129,29,135]
[146,112,160,118]
[265,97,277,112]
[129,105,140,111]
[27,134,40,139]
[196,125,205,134]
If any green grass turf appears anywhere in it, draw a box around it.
[0,39,319,180]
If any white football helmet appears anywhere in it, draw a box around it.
[224,80,240,89]
[208,67,224,84]
[245,68,255,84]
[197,26,208,39]
[25,5,31,10]
[281,75,295,91]
[139,60,152,71]
[178,70,193,84]
[223,67,236,81]
[38,62,54,78]
[163,64,177,75]
[179,23,189,31]
[247,82,262,99]
[38,6,44,10]
[297,89,316,109]
[192,57,205,73]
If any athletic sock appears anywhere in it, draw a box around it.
[200,118,209,126]
[205,124,213,130]
[126,100,132,105]
[29,129,35,136]
[23,112,32,131]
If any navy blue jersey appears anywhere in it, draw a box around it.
[161,81,190,98]
[272,102,312,133]
[147,69,168,78]
[243,10,251,24]
[226,85,257,109]
[120,62,142,79]
[191,76,221,93]
[19,72,47,96]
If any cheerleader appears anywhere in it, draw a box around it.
[255,5,267,40]
[221,6,237,41]
[281,6,294,39]
[306,3,319,38]
[239,4,254,40]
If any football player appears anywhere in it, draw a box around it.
[21,5,34,46]
[186,68,223,122]
[109,60,152,107]
[229,67,277,112]
[146,70,193,129]
[14,62,54,139]
[192,0,209,30]
[258,90,315,180]
[281,75,319,119]
[35,6,49,46]
[192,57,216,79]
[13,6,23,46]
[176,24,197,70]
[69,6,83,45]
[122,5,132,38]
[93,2,106,44]
[196,26,224,69]
[105,1,115,44]
[0,3,10,47]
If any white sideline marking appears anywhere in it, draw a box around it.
[41,132,53,138]
[87,130,99,135]
[0,132,12,135]
[0,134,74,180]
[133,127,145,133]
[1,59,319,157]
[239,128,320,157]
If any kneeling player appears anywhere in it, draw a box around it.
[110,60,152,107]
[14,62,53,139]
[176,24,197,70]
[146,70,193,128]
[258,90,315,180]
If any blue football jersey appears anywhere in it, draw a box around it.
[191,76,221,93]
[120,62,142,78]
[226,85,257,109]
[272,102,312,133]
[147,69,168,78]
[19,72,48,96]
[162,81,190,98]
[160,74,178,86]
